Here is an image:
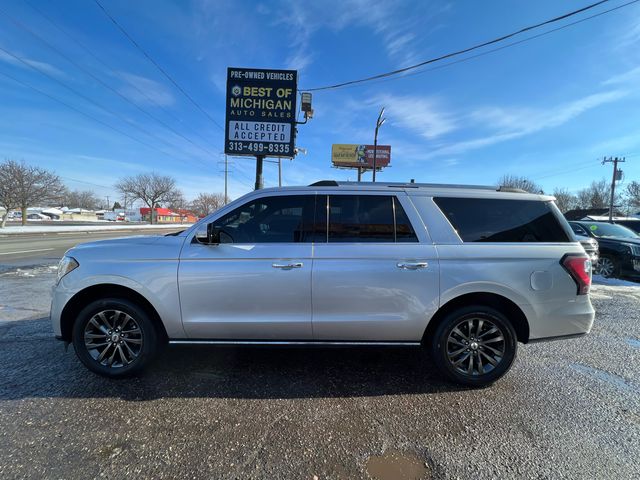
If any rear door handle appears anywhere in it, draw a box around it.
[272,262,303,269]
[397,262,428,270]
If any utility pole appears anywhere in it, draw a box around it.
[372,107,386,182]
[602,156,625,222]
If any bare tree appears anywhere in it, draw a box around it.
[497,174,543,194]
[576,179,612,209]
[115,173,180,224]
[624,181,640,214]
[552,188,577,213]
[0,159,65,226]
[62,189,101,210]
[0,161,20,228]
[190,192,226,218]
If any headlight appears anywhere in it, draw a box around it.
[57,256,79,284]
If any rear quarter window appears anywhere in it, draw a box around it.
[433,197,571,242]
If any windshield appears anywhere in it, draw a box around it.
[583,222,640,239]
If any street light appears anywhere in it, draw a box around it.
[372,106,386,182]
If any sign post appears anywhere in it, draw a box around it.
[225,67,297,189]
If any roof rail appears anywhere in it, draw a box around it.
[497,186,529,193]
[309,180,339,186]
[308,180,498,190]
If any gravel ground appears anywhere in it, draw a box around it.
[0,264,638,479]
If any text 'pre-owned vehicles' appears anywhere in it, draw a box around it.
[568,221,640,279]
[52,182,594,387]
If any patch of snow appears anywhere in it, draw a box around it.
[592,275,639,287]
[0,224,192,234]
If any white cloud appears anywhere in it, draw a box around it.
[602,66,640,86]
[374,93,458,140]
[116,72,176,107]
[0,49,65,77]
[429,90,628,157]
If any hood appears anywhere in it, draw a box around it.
[71,235,164,251]
[65,234,185,263]
[596,236,640,246]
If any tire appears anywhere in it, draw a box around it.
[429,305,518,387]
[596,255,618,278]
[72,298,160,378]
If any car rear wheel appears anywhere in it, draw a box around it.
[429,305,517,387]
[72,298,160,378]
[596,255,618,278]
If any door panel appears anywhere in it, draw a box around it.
[312,243,439,341]
[179,242,312,339]
[311,193,439,341]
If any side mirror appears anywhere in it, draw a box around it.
[207,223,221,244]
[195,224,221,245]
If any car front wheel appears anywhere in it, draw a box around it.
[72,298,160,378]
[596,255,618,278]
[429,305,518,387]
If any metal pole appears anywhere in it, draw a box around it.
[278,158,282,187]
[357,167,362,182]
[372,127,378,182]
[372,107,385,183]
[608,157,617,223]
[224,154,228,204]
[255,155,264,190]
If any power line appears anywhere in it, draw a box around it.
[325,0,640,93]
[0,66,214,173]
[92,0,224,131]
[0,7,220,161]
[0,9,220,166]
[304,0,624,92]
[21,0,220,156]
[0,44,215,172]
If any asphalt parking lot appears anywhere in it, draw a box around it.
[1,263,639,479]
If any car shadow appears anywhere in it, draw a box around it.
[0,318,468,401]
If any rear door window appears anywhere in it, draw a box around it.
[327,195,418,243]
[433,197,570,242]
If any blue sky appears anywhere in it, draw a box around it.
[1,0,639,203]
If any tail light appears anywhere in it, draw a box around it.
[561,254,592,295]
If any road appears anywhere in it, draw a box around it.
[0,228,184,267]
[0,260,638,479]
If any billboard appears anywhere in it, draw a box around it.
[331,144,391,168]
[225,67,297,158]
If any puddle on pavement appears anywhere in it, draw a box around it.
[366,450,430,480]
[626,338,640,348]
[571,364,639,395]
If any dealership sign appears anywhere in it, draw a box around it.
[331,144,391,168]
[225,67,297,157]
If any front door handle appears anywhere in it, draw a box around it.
[397,262,428,270]
[272,262,303,269]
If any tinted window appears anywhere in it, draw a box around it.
[394,197,418,242]
[570,223,588,236]
[212,195,318,243]
[581,222,639,239]
[328,195,417,242]
[434,197,570,242]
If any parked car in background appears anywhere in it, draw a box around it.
[614,218,640,234]
[52,182,594,387]
[568,221,640,278]
[574,234,599,267]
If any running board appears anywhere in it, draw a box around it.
[169,340,421,346]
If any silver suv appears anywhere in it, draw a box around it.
[51,181,594,386]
